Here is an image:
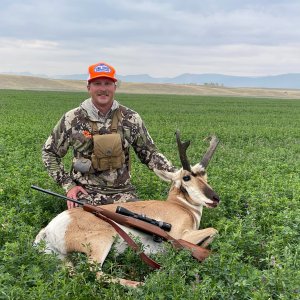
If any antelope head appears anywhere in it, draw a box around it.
[155,131,220,208]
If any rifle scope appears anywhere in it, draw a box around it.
[116,206,172,232]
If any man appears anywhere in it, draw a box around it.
[42,61,175,209]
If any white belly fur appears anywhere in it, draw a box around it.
[34,211,71,258]
[113,225,163,255]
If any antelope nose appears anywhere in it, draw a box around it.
[213,195,220,203]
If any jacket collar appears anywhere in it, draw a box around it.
[80,98,119,121]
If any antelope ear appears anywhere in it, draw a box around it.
[153,168,177,182]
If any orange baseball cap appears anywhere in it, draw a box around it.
[87,62,117,83]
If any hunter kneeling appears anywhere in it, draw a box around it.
[42,61,176,208]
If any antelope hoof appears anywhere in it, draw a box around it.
[198,228,218,248]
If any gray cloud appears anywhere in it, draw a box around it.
[0,0,299,76]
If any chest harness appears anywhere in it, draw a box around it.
[73,108,126,174]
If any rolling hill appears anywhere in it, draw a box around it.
[1,74,300,99]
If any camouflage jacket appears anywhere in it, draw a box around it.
[42,98,175,194]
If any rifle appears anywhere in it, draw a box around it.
[31,185,211,262]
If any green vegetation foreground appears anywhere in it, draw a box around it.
[0,90,299,299]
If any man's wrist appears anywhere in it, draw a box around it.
[63,182,77,193]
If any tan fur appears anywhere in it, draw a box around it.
[35,165,220,288]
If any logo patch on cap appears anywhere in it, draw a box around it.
[94,64,111,73]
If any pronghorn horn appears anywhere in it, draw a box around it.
[175,130,192,172]
[200,135,219,169]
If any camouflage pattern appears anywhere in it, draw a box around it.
[42,98,175,203]
[77,190,139,206]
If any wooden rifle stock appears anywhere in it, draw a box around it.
[83,204,211,262]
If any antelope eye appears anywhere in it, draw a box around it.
[183,175,191,182]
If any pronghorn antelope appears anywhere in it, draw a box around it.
[34,132,220,287]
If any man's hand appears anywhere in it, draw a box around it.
[66,186,88,209]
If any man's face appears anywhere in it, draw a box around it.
[87,78,116,111]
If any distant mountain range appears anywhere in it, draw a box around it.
[2,72,300,89]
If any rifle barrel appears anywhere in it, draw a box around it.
[31,185,83,206]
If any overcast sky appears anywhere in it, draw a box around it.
[1,0,300,78]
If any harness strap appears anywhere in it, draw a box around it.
[93,211,161,269]
[110,109,121,133]
[90,121,98,135]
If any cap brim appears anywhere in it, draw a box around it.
[88,75,118,83]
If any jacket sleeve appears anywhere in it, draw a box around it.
[42,115,77,192]
[130,113,176,172]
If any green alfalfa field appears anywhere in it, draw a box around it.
[0,89,299,299]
